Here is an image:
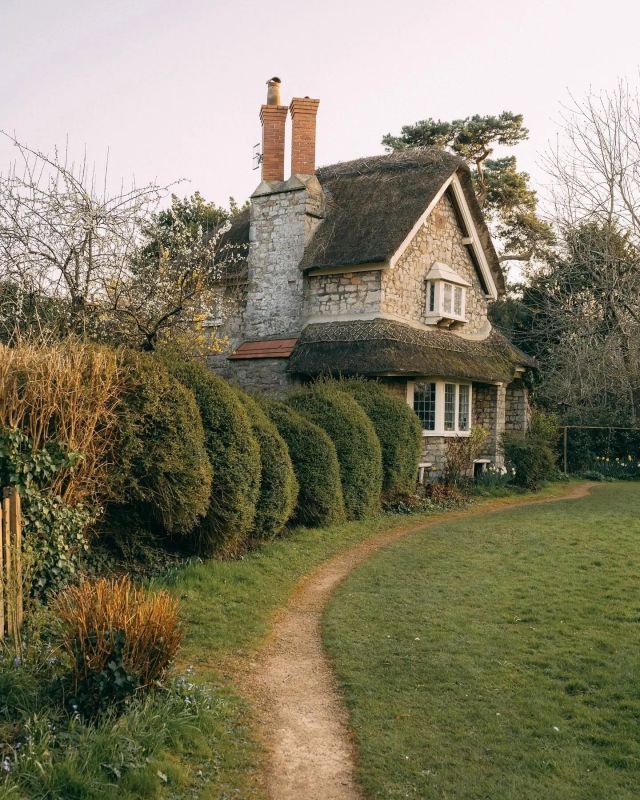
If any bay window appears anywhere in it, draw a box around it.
[408,380,472,436]
[424,261,471,325]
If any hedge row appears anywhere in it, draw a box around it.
[99,354,422,554]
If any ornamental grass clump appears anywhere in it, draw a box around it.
[54,577,181,715]
[0,340,123,504]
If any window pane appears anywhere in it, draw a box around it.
[443,283,452,313]
[458,384,470,431]
[413,382,436,430]
[454,286,463,316]
[428,281,435,312]
[444,383,456,431]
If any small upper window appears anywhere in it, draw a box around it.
[424,262,471,325]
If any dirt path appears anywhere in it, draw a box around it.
[245,482,594,800]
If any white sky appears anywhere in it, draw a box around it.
[2,0,640,209]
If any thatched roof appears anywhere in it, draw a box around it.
[287,318,534,384]
[218,148,505,294]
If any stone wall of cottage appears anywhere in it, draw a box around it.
[505,382,531,433]
[304,270,382,319]
[206,354,296,398]
[244,178,323,339]
[381,192,489,334]
[473,383,506,467]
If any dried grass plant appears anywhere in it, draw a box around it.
[0,339,123,504]
[54,576,181,690]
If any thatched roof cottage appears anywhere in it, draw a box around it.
[207,78,534,475]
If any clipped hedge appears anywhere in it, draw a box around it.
[332,378,422,498]
[237,392,298,543]
[262,400,345,528]
[288,386,382,520]
[164,358,261,557]
[107,351,212,537]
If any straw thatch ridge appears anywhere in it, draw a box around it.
[216,148,505,294]
[287,318,534,384]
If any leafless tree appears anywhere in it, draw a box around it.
[533,81,640,423]
[0,134,239,351]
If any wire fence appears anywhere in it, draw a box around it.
[560,426,640,478]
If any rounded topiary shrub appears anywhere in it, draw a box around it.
[236,391,298,543]
[288,386,383,520]
[107,350,212,537]
[164,358,261,557]
[332,378,422,498]
[262,399,345,528]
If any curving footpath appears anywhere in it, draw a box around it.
[245,482,594,800]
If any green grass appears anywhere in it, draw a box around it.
[0,482,582,800]
[324,482,640,799]
[155,481,576,798]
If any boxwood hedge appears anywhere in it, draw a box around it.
[262,400,345,528]
[288,386,382,520]
[237,392,298,543]
[107,351,212,537]
[334,378,422,497]
[164,359,261,557]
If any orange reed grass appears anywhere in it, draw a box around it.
[54,576,181,689]
[0,340,123,504]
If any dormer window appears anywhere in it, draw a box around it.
[424,261,471,325]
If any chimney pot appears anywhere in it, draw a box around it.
[266,77,282,106]
[260,77,288,182]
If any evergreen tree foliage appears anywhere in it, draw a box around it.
[236,391,298,543]
[288,385,382,520]
[163,357,261,557]
[262,399,345,528]
[383,113,553,262]
[328,378,422,498]
[106,351,212,537]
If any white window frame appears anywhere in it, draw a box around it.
[407,379,473,437]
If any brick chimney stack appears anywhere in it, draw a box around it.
[260,77,288,182]
[289,96,320,176]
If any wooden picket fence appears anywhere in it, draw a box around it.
[0,488,23,641]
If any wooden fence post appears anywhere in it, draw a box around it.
[0,488,24,643]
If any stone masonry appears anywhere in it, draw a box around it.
[243,175,324,340]
[473,383,507,467]
[381,192,489,334]
[505,382,531,432]
[304,192,490,334]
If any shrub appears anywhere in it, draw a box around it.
[582,469,605,481]
[425,482,468,508]
[331,378,422,498]
[288,386,382,520]
[502,408,559,490]
[54,577,181,715]
[444,426,489,485]
[502,433,557,490]
[0,340,122,504]
[0,427,94,601]
[106,351,212,537]
[236,392,298,543]
[262,400,345,527]
[163,358,261,556]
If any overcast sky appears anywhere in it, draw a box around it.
[2,0,640,210]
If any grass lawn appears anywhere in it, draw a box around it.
[155,481,576,799]
[324,482,640,800]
